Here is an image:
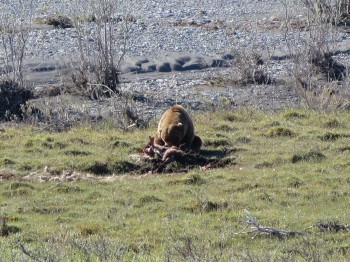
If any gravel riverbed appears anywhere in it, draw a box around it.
[1,0,350,122]
[13,0,288,59]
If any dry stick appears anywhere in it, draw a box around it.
[244,209,306,238]
[234,209,316,238]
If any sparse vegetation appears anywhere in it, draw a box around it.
[0,0,36,87]
[232,47,273,85]
[230,27,274,86]
[266,126,295,137]
[291,150,326,163]
[65,0,131,98]
[280,0,350,110]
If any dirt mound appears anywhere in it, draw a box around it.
[139,152,236,173]
[139,137,236,173]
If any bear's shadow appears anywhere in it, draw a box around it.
[200,149,228,158]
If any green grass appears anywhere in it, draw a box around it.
[0,108,350,260]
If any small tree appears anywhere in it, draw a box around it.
[280,0,348,110]
[0,0,35,87]
[65,0,131,99]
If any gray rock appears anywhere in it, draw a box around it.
[157,62,172,72]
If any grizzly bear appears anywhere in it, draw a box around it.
[154,105,202,152]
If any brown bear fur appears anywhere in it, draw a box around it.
[155,105,202,152]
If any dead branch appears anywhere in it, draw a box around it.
[233,209,308,238]
[235,210,350,239]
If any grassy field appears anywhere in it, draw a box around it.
[0,108,350,261]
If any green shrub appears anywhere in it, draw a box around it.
[236,136,251,144]
[0,158,15,165]
[284,111,306,119]
[320,132,341,141]
[267,127,295,137]
[324,119,342,128]
[184,173,206,185]
[203,138,231,147]
[292,151,326,163]
[77,223,103,236]
[138,195,163,206]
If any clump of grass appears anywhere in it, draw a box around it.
[202,201,228,212]
[291,151,326,163]
[77,223,103,236]
[183,200,228,213]
[46,137,54,142]
[69,138,90,145]
[215,123,236,132]
[222,113,238,122]
[284,111,306,119]
[168,174,206,186]
[9,182,34,190]
[112,140,131,147]
[24,140,34,147]
[338,146,350,153]
[323,119,342,128]
[184,173,206,185]
[0,217,20,237]
[41,141,54,149]
[267,127,295,137]
[254,161,273,169]
[236,136,251,144]
[64,149,91,156]
[203,138,231,147]
[32,206,66,215]
[2,188,32,197]
[288,177,304,188]
[259,192,274,202]
[138,195,163,206]
[53,185,83,193]
[41,140,68,149]
[320,132,342,141]
[269,121,281,127]
[0,218,10,237]
[0,158,15,166]
[54,142,68,149]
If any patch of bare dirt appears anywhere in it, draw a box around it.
[138,137,236,174]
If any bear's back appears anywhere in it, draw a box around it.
[157,105,194,147]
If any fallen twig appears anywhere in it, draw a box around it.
[244,209,305,237]
[234,209,310,238]
[235,210,350,239]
